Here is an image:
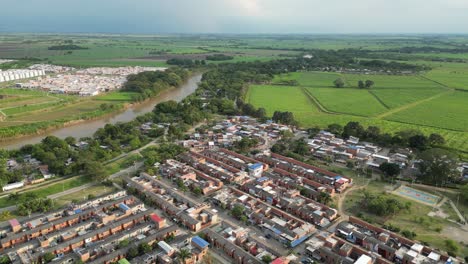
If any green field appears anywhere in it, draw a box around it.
[307,88,388,116]
[343,180,468,258]
[273,71,342,87]
[246,70,468,152]
[385,91,468,131]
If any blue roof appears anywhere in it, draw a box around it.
[119,203,130,211]
[290,234,312,248]
[257,177,268,182]
[192,236,209,248]
[334,176,343,180]
[249,163,263,170]
[74,209,82,214]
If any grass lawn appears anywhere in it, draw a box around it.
[95,91,139,102]
[307,88,389,117]
[0,176,92,208]
[53,184,117,207]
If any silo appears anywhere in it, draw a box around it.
[13,73,20,80]
[4,75,10,81]
[0,75,4,82]
[25,71,31,78]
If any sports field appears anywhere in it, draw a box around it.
[392,185,440,206]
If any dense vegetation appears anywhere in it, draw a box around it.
[47,44,88,50]
[206,54,234,61]
[123,67,189,101]
[166,58,206,67]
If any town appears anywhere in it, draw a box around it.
[0,114,465,264]
[2,64,166,96]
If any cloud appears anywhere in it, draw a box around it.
[0,0,467,33]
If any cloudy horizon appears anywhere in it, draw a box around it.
[1,0,468,34]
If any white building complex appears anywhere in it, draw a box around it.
[0,69,46,83]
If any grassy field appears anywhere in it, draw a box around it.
[273,71,342,87]
[0,176,92,208]
[385,91,468,131]
[307,88,388,116]
[0,84,133,135]
[53,184,117,207]
[343,180,468,258]
[246,82,468,152]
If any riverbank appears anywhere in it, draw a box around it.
[0,73,202,149]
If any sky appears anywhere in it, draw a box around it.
[1,0,468,34]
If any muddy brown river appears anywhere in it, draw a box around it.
[0,74,202,150]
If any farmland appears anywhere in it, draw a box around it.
[1,34,468,152]
[246,69,468,152]
[306,88,388,116]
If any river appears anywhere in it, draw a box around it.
[0,74,202,150]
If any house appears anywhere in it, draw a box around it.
[2,181,24,192]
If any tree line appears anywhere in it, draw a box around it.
[123,67,189,101]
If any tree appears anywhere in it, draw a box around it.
[261,254,272,263]
[138,242,152,254]
[429,133,445,146]
[358,80,365,88]
[460,184,468,203]
[401,230,416,239]
[82,160,107,182]
[327,124,343,135]
[408,134,429,151]
[127,247,139,259]
[231,205,245,219]
[365,80,375,88]
[379,162,401,178]
[42,252,55,263]
[343,122,364,138]
[444,239,459,254]
[333,78,345,88]
[177,248,191,263]
[117,239,130,249]
[418,148,458,185]
[0,255,11,264]
[317,192,332,205]
[193,187,203,196]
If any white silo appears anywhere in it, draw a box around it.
[26,71,31,78]
[4,75,10,81]
[0,75,4,82]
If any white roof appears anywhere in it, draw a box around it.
[158,241,174,254]
[354,254,372,264]
[428,252,440,261]
[411,243,424,253]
